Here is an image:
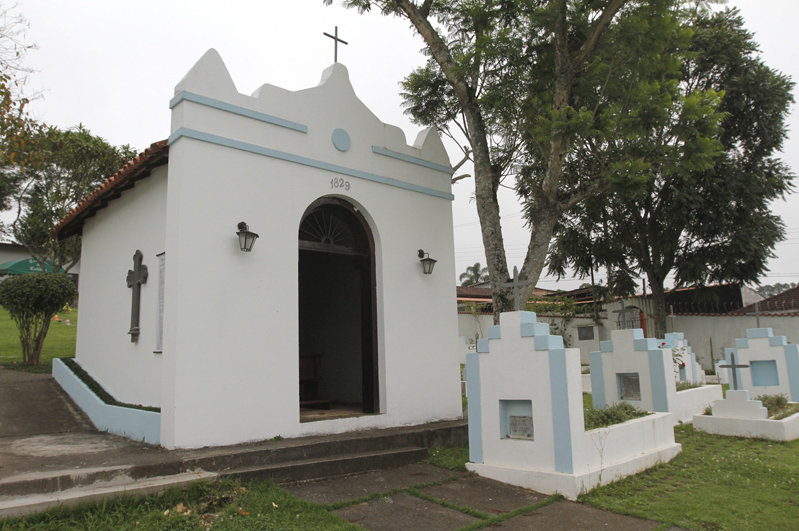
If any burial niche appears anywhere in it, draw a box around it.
[297,197,378,420]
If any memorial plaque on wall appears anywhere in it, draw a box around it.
[577,326,594,341]
[508,415,534,440]
[619,374,641,400]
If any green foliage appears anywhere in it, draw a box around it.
[754,393,799,420]
[756,283,797,298]
[584,401,650,431]
[61,358,160,412]
[9,125,136,273]
[459,262,489,286]
[581,424,799,530]
[526,295,578,346]
[548,8,794,337]
[0,273,76,365]
[676,380,701,392]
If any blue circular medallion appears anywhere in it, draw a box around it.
[331,128,351,152]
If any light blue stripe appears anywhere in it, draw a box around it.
[600,340,614,353]
[488,326,501,339]
[549,349,573,474]
[690,352,698,384]
[648,350,669,412]
[769,336,787,347]
[784,344,799,402]
[746,328,773,339]
[371,146,454,175]
[477,338,490,353]
[466,352,483,464]
[589,351,605,408]
[168,128,455,201]
[169,91,308,133]
[520,322,549,338]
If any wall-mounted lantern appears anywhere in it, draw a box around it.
[417,249,437,275]
[237,222,259,252]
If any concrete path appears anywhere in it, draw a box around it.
[288,464,687,530]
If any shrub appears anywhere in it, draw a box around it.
[584,401,650,430]
[0,273,77,365]
[676,381,702,392]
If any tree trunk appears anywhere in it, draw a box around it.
[647,274,668,339]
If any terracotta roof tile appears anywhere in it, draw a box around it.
[456,286,493,300]
[739,285,799,314]
[52,140,169,239]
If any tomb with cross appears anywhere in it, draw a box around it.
[500,266,532,312]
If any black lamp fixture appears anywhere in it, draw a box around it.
[417,249,437,275]
[237,222,259,252]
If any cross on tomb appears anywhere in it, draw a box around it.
[323,26,348,63]
[612,300,637,330]
[500,266,532,312]
[719,352,750,391]
[126,250,148,343]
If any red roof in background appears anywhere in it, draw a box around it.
[739,285,799,314]
[52,140,169,239]
[456,286,493,300]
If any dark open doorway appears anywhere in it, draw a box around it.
[298,197,378,421]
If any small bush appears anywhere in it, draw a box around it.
[754,393,799,419]
[584,401,650,430]
[0,273,77,365]
[676,381,701,392]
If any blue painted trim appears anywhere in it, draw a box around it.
[648,350,670,412]
[549,349,573,473]
[589,351,606,408]
[662,338,678,349]
[520,312,538,323]
[466,352,483,464]
[784,344,799,401]
[169,91,308,133]
[632,329,645,340]
[168,128,455,201]
[769,336,787,347]
[746,328,773,339]
[634,338,658,352]
[520,322,549,338]
[665,332,684,341]
[488,325,501,339]
[52,359,160,445]
[600,341,614,353]
[735,338,750,349]
[477,338,490,353]
[690,352,698,384]
[371,146,454,175]
[751,360,780,387]
[535,334,563,351]
[332,129,351,152]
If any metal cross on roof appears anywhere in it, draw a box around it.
[719,352,750,391]
[126,250,148,343]
[323,26,348,63]
[500,266,532,312]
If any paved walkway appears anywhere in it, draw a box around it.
[287,463,685,531]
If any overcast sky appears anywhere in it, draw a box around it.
[11,0,799,290]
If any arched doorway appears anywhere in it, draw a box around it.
[297,197,378,420]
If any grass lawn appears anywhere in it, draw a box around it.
[580,424,799,530]
[0,306,78,372]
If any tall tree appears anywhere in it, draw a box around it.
[326,0,722,322]
[9,125,135,273]
[547,7,794,337]
[459,261,489,286]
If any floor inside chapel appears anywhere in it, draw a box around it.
[299,403,371,423]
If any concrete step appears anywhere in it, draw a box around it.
[226,446,429,484]
[0,447,428,519]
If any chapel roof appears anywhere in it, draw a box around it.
[52,140,169,240]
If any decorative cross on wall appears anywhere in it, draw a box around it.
[500,266,532,312]
[719,352,750,391]
[323,26,348,63]
[126,250,148,343]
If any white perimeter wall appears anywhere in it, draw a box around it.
[159,51,461,448]
[75,166,167,407]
